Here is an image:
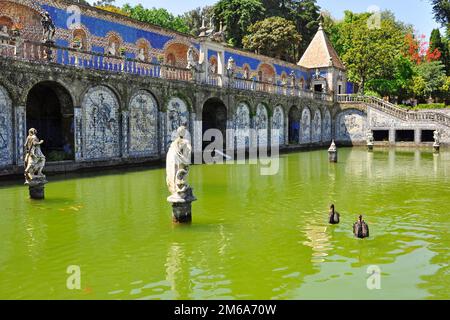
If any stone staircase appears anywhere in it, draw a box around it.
[337,94,450,128]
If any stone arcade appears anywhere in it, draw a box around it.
[0,0,449,178]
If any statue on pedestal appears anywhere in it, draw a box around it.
[24,128,47,199]
[433,129,440,153]
[328,140,337,162]
[166,126,196,223]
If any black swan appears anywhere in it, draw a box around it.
[353,215,369,238]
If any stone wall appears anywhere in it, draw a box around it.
[0,57,336,175]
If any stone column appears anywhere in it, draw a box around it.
[74,107,83,161]
[15,106,26,165]
[389,129,396,145]
[192,114,203,164]
[414,129,421,145]
[121,110,129,158]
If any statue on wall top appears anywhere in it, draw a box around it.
[108,42,117,56]
[227,56,235,75]
[41,11,56,43]
[166,126,196,202]
[24,128,47,185]
[0,25,9,42]
[186,46,197,70]
[137,47,146,62]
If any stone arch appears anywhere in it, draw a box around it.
[0,1,42,41]
[257,63,276,83]
[164,41,198,68]
[336,109,367,143]
[105,31,123,56]
[81,85,121,160]
[311,109,322,143]
[0,85,13,166]
[0,15,13,29]
[280,72,288,85]
[166,96,190,148]
[128,89,159,156]
[242,63,251,79]
[288,105,300,144]
[70,25,91,51]
[234,102,251,149]
[26,81,75,161]
[202,97,227,149]
[255,103,269,147]
[322,108,332,142]
[271,105,285,146]
[300,107,311,144]
[299,77,305,90]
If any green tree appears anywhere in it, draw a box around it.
[328,11,408,94]
[181,6,215,36]
[430,28,450,74]
[430,0,450,25]
[122,4,189,33]
[242,17,301,62]
[261,0,321,59]
[366,56,415,100]
[213,0,266,47]
[289,0,321,59]
[93,0,115,6]
[414,61,446,99]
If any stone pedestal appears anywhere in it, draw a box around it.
[168,192,197,224]
[367,144,374,151]
[433,144,440,154]
[171,202,193,223]
[328,150,337,162]
[26,177,48,200]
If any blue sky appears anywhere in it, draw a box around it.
[88,0,442,37]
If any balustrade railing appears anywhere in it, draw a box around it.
[337,94,450,127]
[0,34,334,102]
[230,77,332,101]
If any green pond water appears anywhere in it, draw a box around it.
[0,148,449,300]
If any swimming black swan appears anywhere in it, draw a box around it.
[328,204,340,224]
[353,215,369,238]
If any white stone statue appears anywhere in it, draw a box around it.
[0,25,9,44]
[243,67,249,80]
[24,128,46,185]
[227,56,235,76]
[433,130,440,146]
[108,42,116,56]
[40,11,55,43]
[186,46,197,70]
[137,47,146,62]
[166,126,195,202]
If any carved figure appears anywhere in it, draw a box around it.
[24,128,46,184]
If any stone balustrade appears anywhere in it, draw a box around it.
[337,94,450,127]
[0,34,333,102]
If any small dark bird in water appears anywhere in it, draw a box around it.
[328,204,340,224]
[353,215,369,238]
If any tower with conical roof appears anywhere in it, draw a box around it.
[298,14,347,95]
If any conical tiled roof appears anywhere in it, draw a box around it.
[298,24,346,70]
